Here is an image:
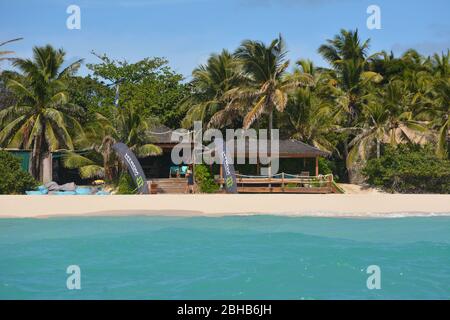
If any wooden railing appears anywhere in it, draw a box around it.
[216,173,336,193]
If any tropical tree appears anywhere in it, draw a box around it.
[431,51,449,158]
[394,50,449,158]
[1,38,23,110]
[231,35,313,136]
[284,59,337,153]
[181,50,244,128]
[318,29,382,181]
[286,87,336,153]
[432,78,449,158]
[432,50,449,78]
[348,80,430,165]
[87,53,188,128]
[319,30,382,121]
[63,113,117,180]
[115,104,162,157]
[63,105,162,181]
[0,38,23,65]
[0,45,83,180]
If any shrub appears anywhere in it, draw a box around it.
[362,144,450,194]
[117,172,136,194]
[194,164,219,193]
[318,158,333,175]
[0,151,38,194]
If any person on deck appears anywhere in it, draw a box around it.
[185,168,195,194]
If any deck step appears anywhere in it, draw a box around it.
[149,178,187,194]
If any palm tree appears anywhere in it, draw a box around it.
[348,80,430,164]
[232,35,313,137]
[286,87,336,153]
[63,113,117,180]
[116,105,162,157]
[432,50,449,78]
[431,51,449,158]
[0,45,83,180]
[392,50,449,158]
[63,106,162,181]
[319,29,383,120]
[318,30,382,181]
[284,59,337,153]
[181,50,244,128]
[432,79,449,158]
[0,38,23,65]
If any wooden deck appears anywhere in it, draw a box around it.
[216,174,338,194]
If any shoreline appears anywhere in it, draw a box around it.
[1,194,449,218]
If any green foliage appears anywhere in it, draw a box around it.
[0,71,19,111]
[0,45,83,181]
[194,164,219,193]
[66,75,113,118]
[1,33,448,186]
[117,172,136,194]
[318,158,333,175]
[181,50,245,128]
[87,54,189,128]
[0,151,37,194]
[363,145,450,193]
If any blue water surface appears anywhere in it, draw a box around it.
[0,215,449,299]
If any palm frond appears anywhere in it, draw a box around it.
[135,144,162,158]
[79,165,105,179]
[63,152,95,169]
[243,96,266,129]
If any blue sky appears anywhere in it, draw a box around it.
[1,0,449,79]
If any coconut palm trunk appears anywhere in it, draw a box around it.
[268,108,273,178]
[376,138,381,159]
[31,134,42,180]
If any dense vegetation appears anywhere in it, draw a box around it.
[194,164,219,193]
[181,31,449,186]
[0,151,37,194]
[363,145,450,193]
[117,172,137,195]
[0,29,448,193]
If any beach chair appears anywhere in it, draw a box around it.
[169,166,179,178]
[179,165,189,177]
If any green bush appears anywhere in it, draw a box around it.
[194,164,219,193]
[117,172,136,194]
[318,158,333,175]
[0,151,38,194]
[363,144,450,194]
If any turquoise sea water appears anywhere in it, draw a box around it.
[0,215,449,299]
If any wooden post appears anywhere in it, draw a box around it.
[328,174,333,191]
[281,172,285,191]
[315,157,319,176]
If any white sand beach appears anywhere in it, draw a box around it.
[0,194,449,218]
